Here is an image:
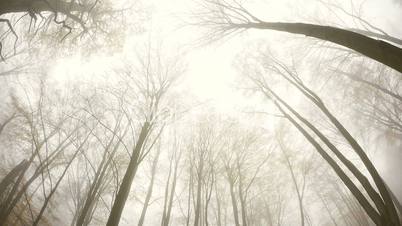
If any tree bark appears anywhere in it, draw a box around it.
[234,22,402,73]
[0,0,87,15]
[106,122,150,226]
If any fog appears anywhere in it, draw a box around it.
[0,0,401,225]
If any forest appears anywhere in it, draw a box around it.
[0,0,401,225]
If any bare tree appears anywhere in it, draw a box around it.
[193,0,402,73]
[277,133,309,226]
[161,135,183,226]
[137,142,161,226]
[0,80,93,225]
[242,53,401,225]
[106,45,183,226]
[0,0,142,60]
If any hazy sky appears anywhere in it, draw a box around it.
[47,0,402,206]
[0,0,399,225]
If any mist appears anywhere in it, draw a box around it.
[0,0,401,225]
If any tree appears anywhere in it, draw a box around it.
[219,122,270,226]
[74,98,130,226]
[188,122,217,226]
[160,134,183,226]
[0,79,94,225]
[137,142,161,226]
[195,0,402,73]
[0,0,140,60]
[242,52,401,225]
[106,45,183,226]
[276,132,311,226]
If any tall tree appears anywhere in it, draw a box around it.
[242,53,401,225]
[196,0,402,73]
[106,45,183,226]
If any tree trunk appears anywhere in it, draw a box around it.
[270,97,382,225]
[229,181,240,226]
[234,22,402,73]
[77,136,121,226]
[237,177,248,226]
[282,72,401,225]
[279,143,305,226]
[162,157,180,226]
[138,146,160,226]
[0,0,87,15]
[32,137,86,226]
[0,160,28,196]
[193,162,203,226]
[349,29,402,46]
[106,122,150,226]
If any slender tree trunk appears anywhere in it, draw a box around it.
[193,161,203,226]
[385,183,402,216]
[161,151,174,226]
[204,173,214,226]
[270,98,382,224]
[163,156,180,226]
[278,142,305,226]
[106,122,150,226]
[214,183,222,226]
[32,134,88,226]
[287,74,400,225]
[229,181,240,226]
[186,171,193,226]
[77,135,121,226]
[237,177,248,226]
[317,191,339,226]
[337,70,402,103]
[257,77,397,225]
[138,146,161,226]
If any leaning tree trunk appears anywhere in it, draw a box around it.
[234,22,402,73]
[106,122,150,226]
[0,160,28,197]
